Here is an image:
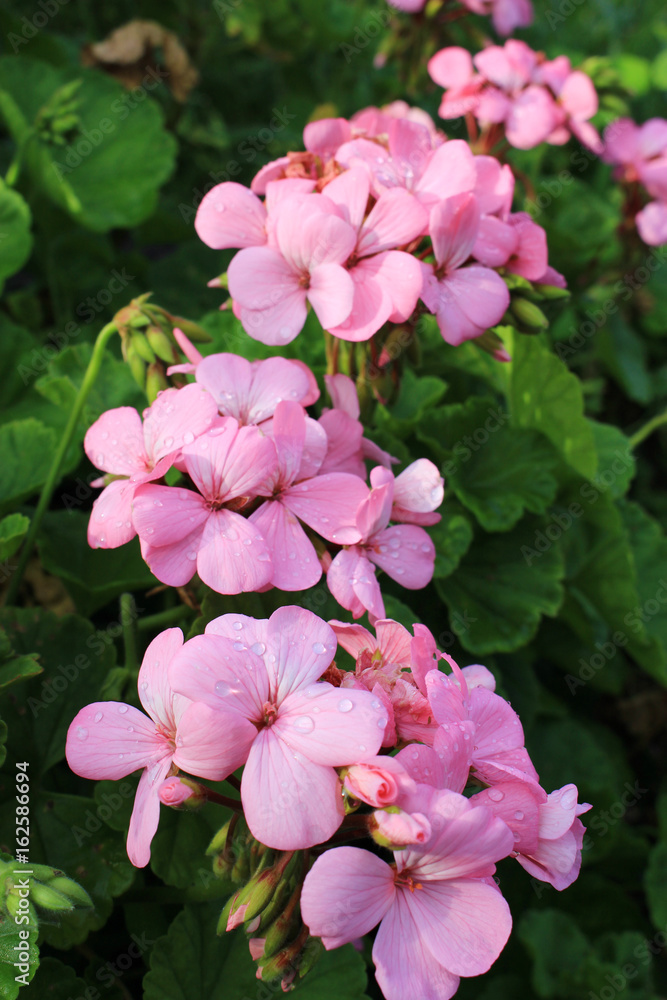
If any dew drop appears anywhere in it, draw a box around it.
[251,641,266,655]
[215,680,232,697]
[371,699,381,710]
[94,711,103,723]
[488,788,504,802]
[232,621,243,630]
[127,726,134,733]
[215,203,226,213]
[233,641,245,651]
[118,705,128,715]
[411,751,419,759]
[338,699,354,713]
[153,499,163,507]
[183,431,195,445]
[293,715,315,733]
[187,550,197,560]
[96,453,105,465]
[377,718,387,729]
[358,744,367,752]
[76,726,88,741]
[514,810,524,821]
[453,742,459,751]
[312,641,326,654]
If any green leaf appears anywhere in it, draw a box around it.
[144,904,369,1000]
[430,508,473,579]
[150,809,227,891]
[0,654,42,693]
[0,513,29,562]
[620,501,667,684]
[38,511,157,617]
[0,906,38,999]
[0,718,6,769]
[645,842,667,930]
[381,594,421,629]
[435,516,565,654]
[589,422,635,500]
[507,332,598,479]
[17,957,87,1000]
[0,58,177,232]
[422,397,559,531]
[596,314,652,405]
[0,607,116,776]
[374,367,447,438]
[518,910,590,998]
[0,419,56,515]
[0,181,32,296]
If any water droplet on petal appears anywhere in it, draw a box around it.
[312,641,326,654]
[233,641,245,651]
[127,726,134,733]
[96,453,105,465]
[183,431,195,445]
[94,711,103,723]
[488,788,504,802]
[215,680,232,697]
[251,641,266,655]
[118,705,128,715]
[76,726,88,741]
[514,810,524,821]
[377,718,387,729]
[338,699,354,713]
[293,715,315,733]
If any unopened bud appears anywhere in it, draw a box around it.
[533,282,570,301]
[297,936,324,980]
[370,807,432,849]
[158,776,197,808]
[510,297,549,332]
[125,341,146,388]
[257,926,309,983]
[145,363,169,404]
[167,316,213,344]
[30,882,74,912]
[259,883,302,960]
[147,326,179,364]
[131,331,157,364]
[45,876,93,908]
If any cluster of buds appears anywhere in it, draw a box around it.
[1,858,92,921]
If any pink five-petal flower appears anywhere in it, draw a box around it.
[65,629,249,867]
[132,418,277,593]
[195,182,267,250]
[85,385,218,549]
[421,194,510,346]
[169,607,387,849]
[390,458,444,526]
[636,201,667,245]
[515,783,592,889]
[302,789,514,999]
[492,0,533,34]
[228,193,357,345]
[195,353,318,424]
[327,466,437,620]
[249,401,369,590]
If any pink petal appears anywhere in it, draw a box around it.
[376,619,414,666]
[275,683,385,764]
[538,784,581,839]
[137,627,186,730]
[318,409,365,478]
[174,700,258,779]
[426,671,467,725]
[357,468,394,539]
[303,117,352,157]
[395,743,448,787]
[196,509,273,593]
[392,458,444,514]
[236,294,308,346]
[283,472,369,544]
[475,87,513,125]
[88,479,137,549]
[323,166,370,230]
[264,606,337,702]
[425,266,510,345]
[473,157,514,215]
[369,524,435,589]
[406,878,512,976]
[84,407,146,476]
[264,178,316,214]
[428,47,474,90]
[559,71,597,121]
[417,140,477,204]
[506,87,558,150]
[132,484,209,546]
[469,686,524,754]
[195,182,267,249]
[169,633,269,721]
[388,119,434,189]
[492,0,533,34]
[127,757,173,867]
[324,374,360,419]
[182,420,277,502]
[326,258,392,342]
[473,781,542,855]
[636,201,667,245]
[516,828,581,889]
[473,216,518,268]
[373,892,460,1000]
[66,702,166,780]
[506,212,548,280]
[251,155,291,194]
[374,250,425,323]
[328,621,377,659]
[205,613,268,645]
[327,549,383,619]
[227,245,299,309]
[358,188,428,256]
[432,723,473,793]
[241,729,345,849]
[430,193,480,271]
[139,529,205,588]
[270,399,306,486]
[308,263,355,330]
[275,197,357,271]
[302,847,395,948]
[249,501,322,591]
[142,384,218,466]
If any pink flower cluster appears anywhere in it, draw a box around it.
[603,118,667,246]
[84,351,442,609]
[429,41,602,152]
[386,0,533,37]
[196,109,563,348]
[66,612,589,1000]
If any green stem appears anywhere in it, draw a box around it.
[135,604,193,632]
[629,410,667,451]
[4,321,118,606]
[120,593,139,673]
[5,128,36,187]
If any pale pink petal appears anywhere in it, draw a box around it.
[327,549,383,619]
[474,46,524,90]
[560,71,597,120]
[424,266,510,345]
[326,258,392,342]
[137,627,185,730]
[194,354,253,421]
[417,141,477,204]
[84,407,146,476]
[461,664,496,691]
[328,620,377,659]
[344,756,414,806]
[227,245,299,310]
[357,467,394,539]
[182,420,277,501]
[392,459,444,515]
[428,47,474,90]
[475,87,513,125]
[395,744,448,787]
[66,703,165,780]
[473,216,518,267]
[374,250,425,323]
[264,178,316,214]
[358,188,428,256]
[271,399,305,486]
[276,683,385,764]
[492,0,533,34]
[127,757,173,867]
[204,613,268,645]
[324,374,360,419]
[275,197,357,271]
[430,194,480,271]
[264,606,337,702]
[88,479,137,549]
[570,120,603,154]
[241,729,344,848]
[506,87,558,150]
[236,294,308,346]
[431,722,473,793]
[196,509,273,593]
[373,892,460,1000]
[308,264,355,330]
[302,847,395,948]
[249,501,322,590]
[140,529,206,587]
[369,524,435,589]
[516,828,581,889]
[376,619,414,666]
[538,784,581,839]
[168,633,269,720]
[388,119,434,189]
[303,117,352,157]
[174,700,257,779]
[283,472,369,544]
[474,157,514,215]
[250,155,291,194]
[407,878,512,976]
[318,409,365,478]
[323,166,369,230]
[636,200,667,245]
[469,686,525,754]
[142,384,218,466]
[132,484,209,546]
[475,746,540,786]
[195,182,267,249]
[506,212,548,280]
[473,781,542,855]
[426,671,467,725]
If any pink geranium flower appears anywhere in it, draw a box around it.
[65,629,248,867]
[168,608,387,849]
[327,466,438,620]
[301,789,514,1000]
[249,400,370,590]
[195,353,319,424]
[227,193,357,345]
[514,784,591,889]
[85,385,217,549]
[132,417,277,594]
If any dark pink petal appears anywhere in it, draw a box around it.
[428,47,474,90]
[469,686,525,753]
[182,420,277,502]
[425,266,510,345]
[132,484,209,546]
[369,524,435,589]
[302,847,395,949]
[88,479,137,549]
[169,633,269,720]
[196,509,273,593]
[406,877,512,976]
[327,257,392,342]
[127,757,173,867]
[308,263,355,330]
[84,406,146,477]
[473,216,518,267]
[174,700,257,779]
[195,182,267,249]
[264,606,337,702]
[318,409,365,478]
[431,721,473,793]
[473,781,542,855]
[373,892,460,1000]
[426,670,467,725]
[66,703,166,780]
[241,729,345,849]
[276,683,385,764]
[137,627,186,731]
[283,472,369,544]
[249,501,322,591]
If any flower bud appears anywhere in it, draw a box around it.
[145,363,169,404]
[131,332,157,364]
[371,807,432,849]
[147,325,179,364]
[45,876,93,908]
[296,936,324,980]
[343,758,411,808]
[258,883,301,961]
[29,882,74,912]
[510,297,549,332]
[256,926,309,983]
[158,776,196,807]
[533,282,570,301]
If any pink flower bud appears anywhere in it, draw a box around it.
[372,808,432,848]
[158,776,195,806]
[343,756,415,807]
